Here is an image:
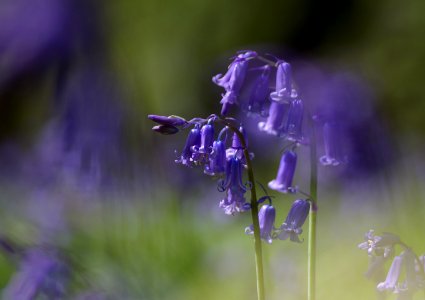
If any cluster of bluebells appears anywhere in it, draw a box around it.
[149,50,344,243]
[359,230,425,298]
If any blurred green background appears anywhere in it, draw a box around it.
[1,0,425,299]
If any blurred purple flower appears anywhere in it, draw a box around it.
[258,101,288,136]
[270,61,297,103]
[278,199,310,243]
[247,65,271,116]
[268,150,297,193]
[377,255,403,292]
[245,204,277,244]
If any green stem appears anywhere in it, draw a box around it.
[308,121,318,300]
[219,118,265,300]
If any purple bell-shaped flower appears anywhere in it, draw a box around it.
[277,199,310,243]
[245,204,277,244]
[285,99,304,142]
[213,51,257,115]
[258,101,288,136]
[204,140,226,176]
[218,156,248,215]
[268,150,297,193]
[270,61,297,103]
[192,123,215,164]
[175,126,201,166]
[377,255,403,292]
[247,65,271,116]
[320,122,344,166]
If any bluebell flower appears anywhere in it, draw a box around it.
[270,61,297,103]
[245,204,277,244]
[213,51,257,115]
[247,65,271,116]
[175,126,201,166]
[358,230,399,258]
[285,99,304,142]
[226,126,251,163]
[219,187,248,215]
[320,122,344,166]
[204,140,226,176]
[277,199,310,243]
[268,150,297,193]
[377,255,403,292]
[148,114,188,127]
[218,156,248,215]
[192,123,215,163]
[258,101,288,136]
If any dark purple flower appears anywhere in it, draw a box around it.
[192,123,215,164]
[270,61,297,103]
[152,124,179,135]
[278,199,310,243]
[148,114,187,127]
[245,204,276,244]
[175,126,201,166]
[204,140,226,176]
[319,122,345,166]
[226,126,250,162]
[247,65,271,116]
[268,150,297,193]
[258,101,288,136]
[218,156,248,215]
[285,99,304,142]
[213,51,257,115]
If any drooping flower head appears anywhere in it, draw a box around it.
[377,255,403,292]
[285,99,304,142]
[358,230,399,258]
[268,150,297,193]
[247,65,271,116]
[213,51,257,115]
[270,61,297,103]
[218,156,248,215]
[258,101,288,136]
[278,199,310,243]
[320,122,344,166]
[192,123,215,163]
[204,140,226,176]
[245,204,276,244]
[175,126,201,166]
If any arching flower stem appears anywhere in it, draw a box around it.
[217,116,265,300]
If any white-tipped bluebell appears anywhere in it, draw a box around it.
[245,204,276,244]
[204,140,226,176]
[320,122,344,166]
[175,126,201,166]
[278,199,310,243]
[268,150,297,193]
[247,65,271,116]
[358,230,399,258]
[377,255,403,292]
[226,126,251,163]
[218,156,248,215]
[285,99,304,142]
[270,61,297,103]
[192,123,215,163]
[258,101,288,136]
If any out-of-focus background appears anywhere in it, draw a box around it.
[1,0,425,299]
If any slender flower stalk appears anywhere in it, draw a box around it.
[217,117,265,300]
[308,118,318,300]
